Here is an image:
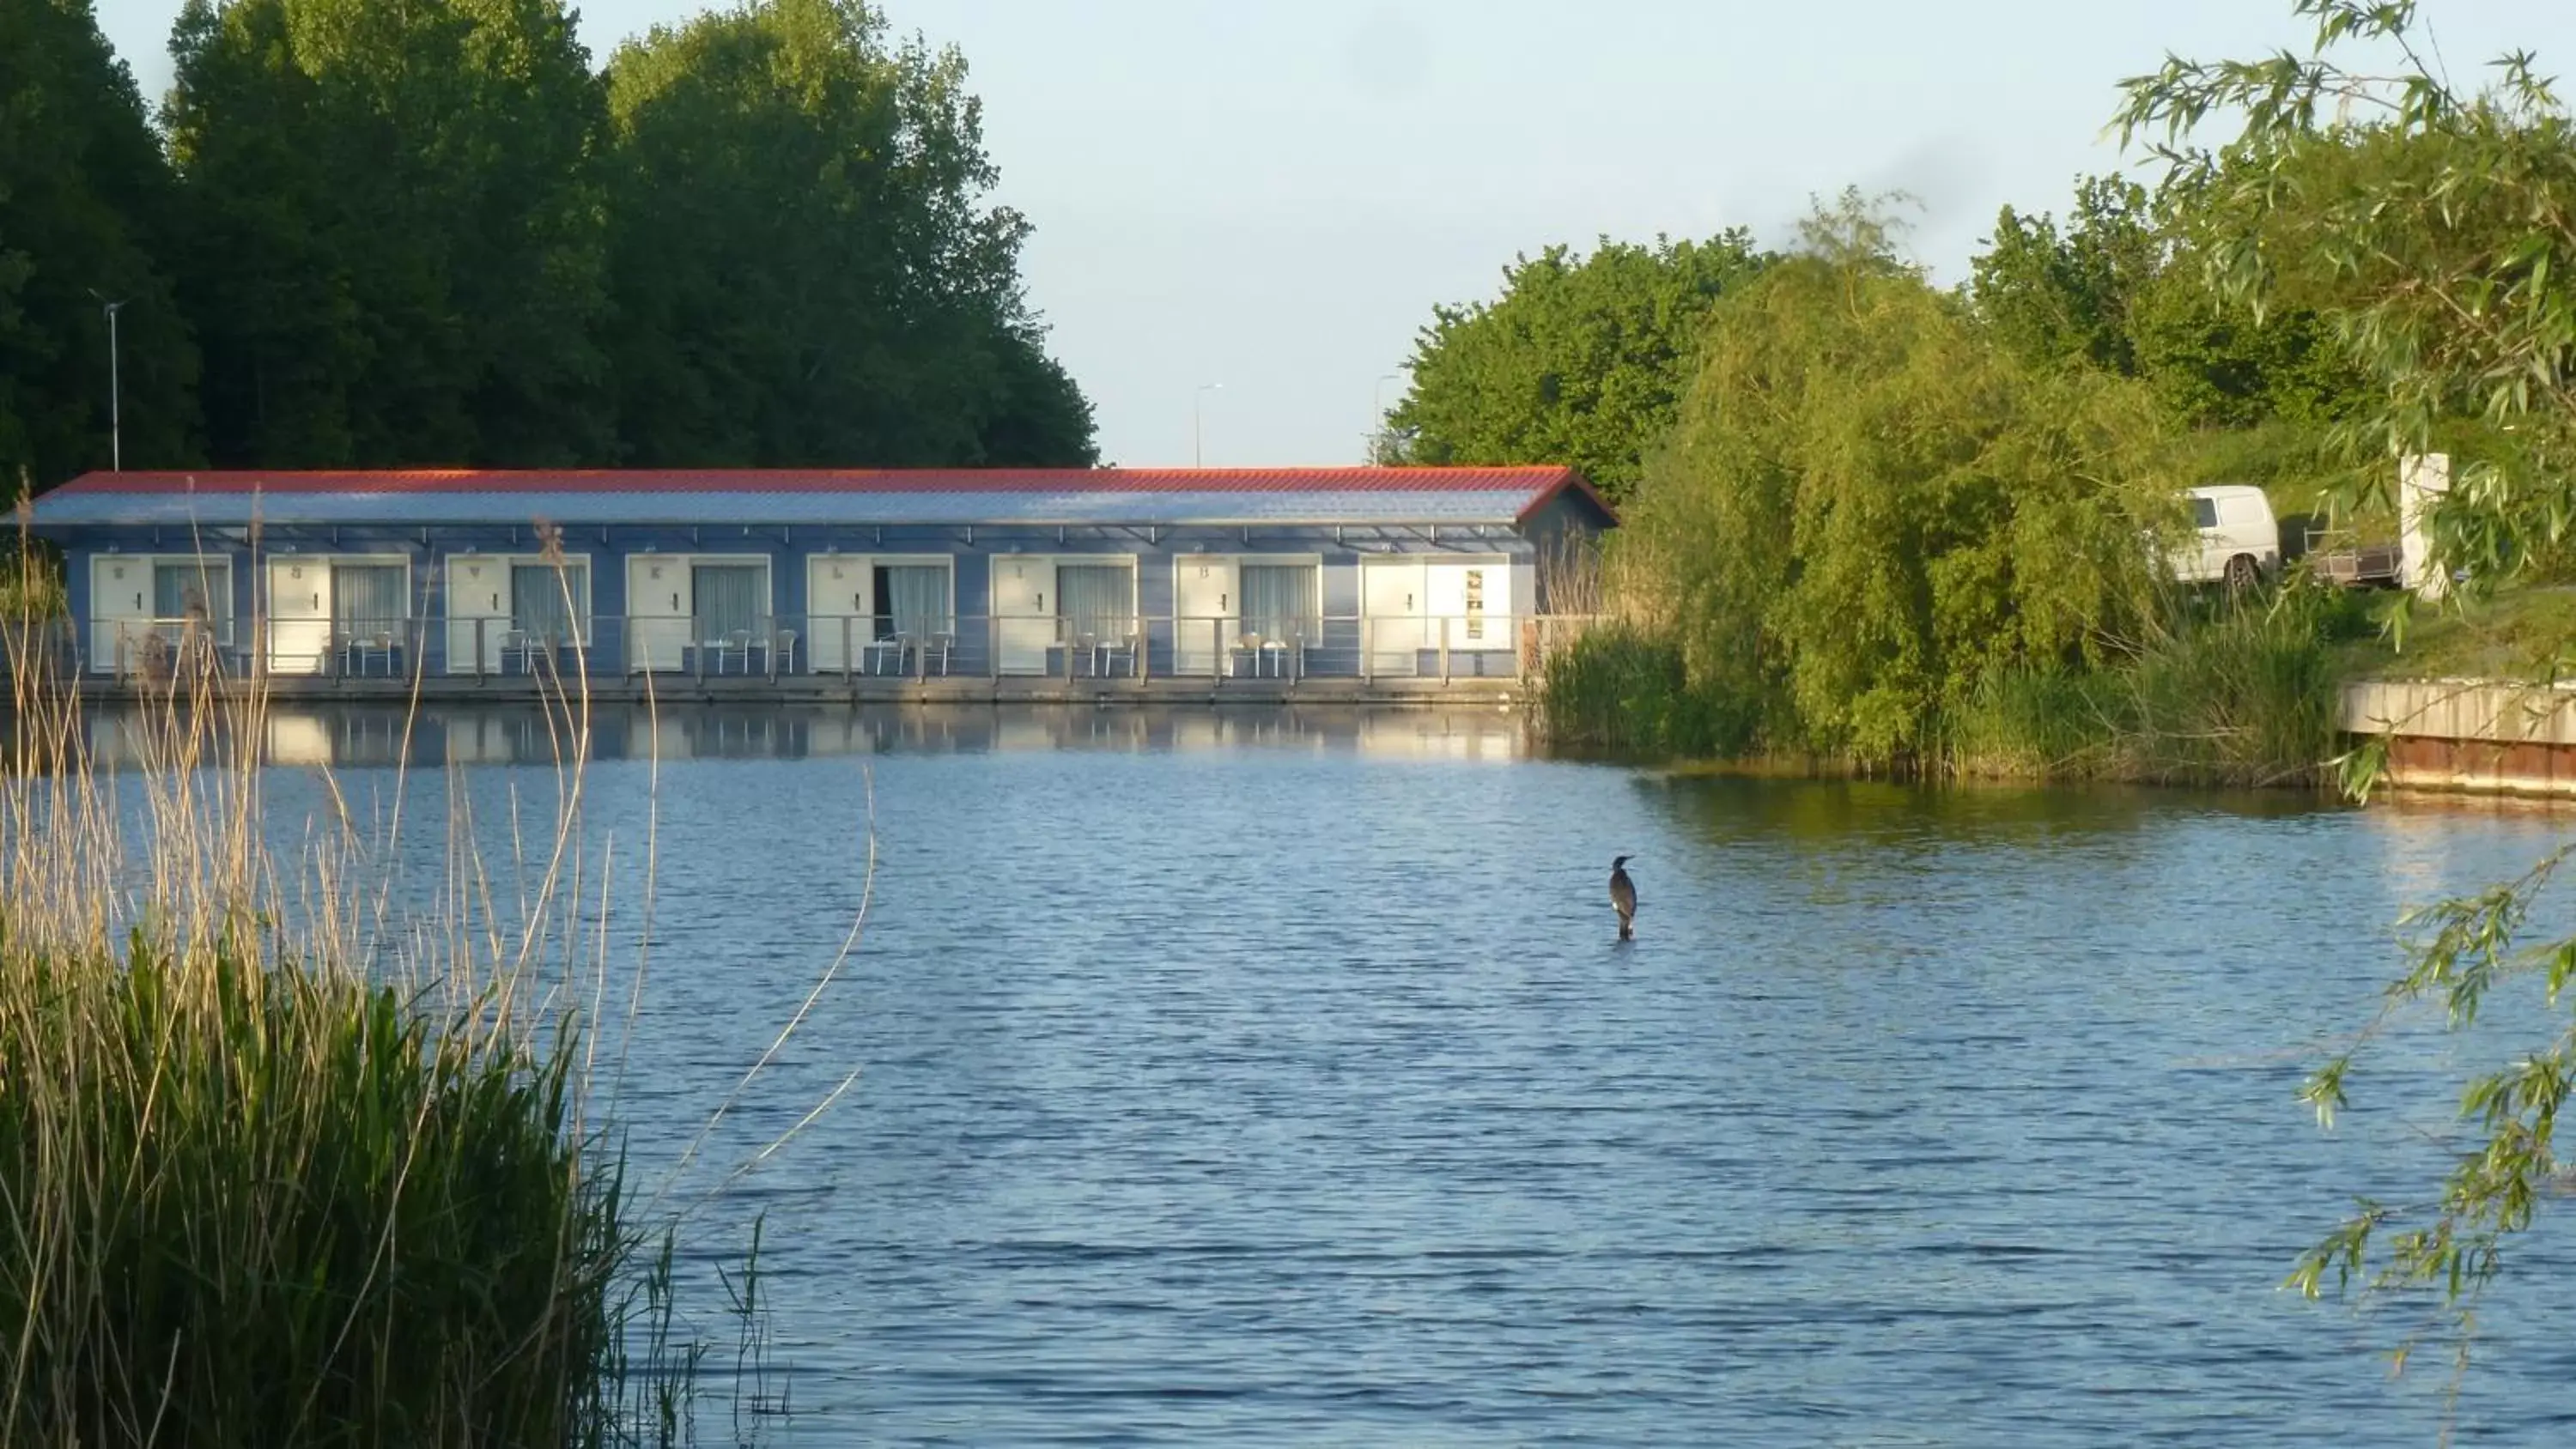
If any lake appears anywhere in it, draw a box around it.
[160,704,2576,1444]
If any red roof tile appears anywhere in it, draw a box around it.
[39,466,1618,529]
[51,466,1580,496]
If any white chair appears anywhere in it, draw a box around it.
[714,630,751,675]
[344,629,394,676]
[1094,628,1136,678]
[862,632,909,676]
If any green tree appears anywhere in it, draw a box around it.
[1386,232,1771,502]
[1971,176,2164,378]
[601,0,1092,467]
[2119,0,2576,1365]
[0,0,200,490]
[166,0,611,466]
[1616,197,2174,761]
[1969,173,2366,429]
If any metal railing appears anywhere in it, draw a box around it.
[0,617,81,684]
[58,610,1608,686]
[88,616,243,684]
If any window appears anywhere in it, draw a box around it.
[1239,563,1319,643]
[1056,563,1133,641]
[152,560,228,625]
[872,563,950,640]
[2190,496,2218,530]
[692,563,766,641]
[331,563,406,640]
[512,561,589,644]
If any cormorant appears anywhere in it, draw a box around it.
[1609,855,1637,940]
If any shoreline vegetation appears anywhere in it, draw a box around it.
[1539,581,2369,789]
[1490,193,2567,788]
[1499,205,2397,791]
[0,590,831,1446]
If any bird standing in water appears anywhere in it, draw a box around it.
[1609,855,1637,940]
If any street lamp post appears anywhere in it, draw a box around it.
[1370,372,1402,460]
[95,295,127,471]
[1194,382,1224,467]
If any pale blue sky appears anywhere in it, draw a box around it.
[94,1,2576,467]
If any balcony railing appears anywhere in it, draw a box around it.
[50,611,1606,686]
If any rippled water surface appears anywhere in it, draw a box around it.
[175,706,2576,1444]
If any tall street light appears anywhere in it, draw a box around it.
[1370,372,1402,460]
[1194,382,1224,467]
[91,292,127,471]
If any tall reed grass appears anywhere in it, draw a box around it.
[1947,583,2363,787]
[0,540,64,619]
[0,549,838,1446]
[1532,622,1740,758]
[1537,581,2364,788]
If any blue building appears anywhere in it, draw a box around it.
[28,467,1613,688]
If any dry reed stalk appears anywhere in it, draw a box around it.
[0,543,869,1446]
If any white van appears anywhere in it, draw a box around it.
[2171,485,2280,590]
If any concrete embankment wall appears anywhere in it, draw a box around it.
[2342,679,2576,797]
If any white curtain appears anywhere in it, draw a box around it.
[884,565,949,638]
[513,561,588,643]
[1239,564,1318,643]
[693,564,765,640]
[331,564,405,639]
[1056,564,1133,641]
[152,561,227,623]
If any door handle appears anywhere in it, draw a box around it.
[1220,593,1228,610]
[1036,592,1045,611]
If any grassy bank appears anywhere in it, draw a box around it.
[0,610,805,1444]
[2345,584,2576,682]
[1540,585,2370,788]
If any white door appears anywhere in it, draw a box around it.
[265,558,332,675]
[1362,558,1425,674]
[1172,556,1238,676]
[444,555,508,674]
[88,556,149,673]
[1425,557,1510,652]
[627,557,694,672]
[992,555,1053,675]
[808,556,871,672]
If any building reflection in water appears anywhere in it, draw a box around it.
[76,702,1529,770]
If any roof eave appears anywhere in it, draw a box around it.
[1513,469,1619,528]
